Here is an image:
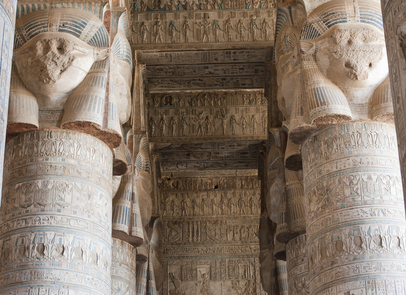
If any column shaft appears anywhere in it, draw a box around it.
[0,130,112,294]
[302,121,406,294]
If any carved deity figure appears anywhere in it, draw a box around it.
[183,19,193,42]
[154,19,165,43]
[262,19,272,41]
[250,16,261,41]
[204,116,214,135]
[149,117,158,136]
[169,21,180,43]
[9,8,131,149]
[251,115,259,134]
[285,0,394,144]
[140,21,150,43]
[199,272,212,295]
[193,112,205,136]
[169,117,178,136]
[237,19,247,41]
[230,115,239,135]
[196,18,211,42]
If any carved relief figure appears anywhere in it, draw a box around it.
[141,21,150,43]
[224,17,235,42]
[9,8,131,149]
[183,19,193,42]
[250,16,261,41]
[196,17,211,42]
[169,21,181,43]
[262,18,272,41]
[288,0,393,143]
[154,19,165,43]
[237,19,247,41]
[230,115,239,135]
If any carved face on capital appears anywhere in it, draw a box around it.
[14,33,107,109]
[314,24,389,102]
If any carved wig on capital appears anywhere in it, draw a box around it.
[288,0,394,144]
[8,8,132,149]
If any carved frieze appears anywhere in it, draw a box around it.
[148,90,267,141]
[137,49,270,65]
[131,0,275,12]
[130,9,276,50]
[158,141,262,172]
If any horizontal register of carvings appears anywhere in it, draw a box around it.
[148,90,268,141]
[161,175,263,295]
[130,10,276,49]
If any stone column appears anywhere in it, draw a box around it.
[286,234,308,295]
[302,121,406,294]
[275,260,288,295]
[111,238,137,295]
[381,0,406,206]
[0,130,112,294]
[282,0,406,294]
[0,0,17,198]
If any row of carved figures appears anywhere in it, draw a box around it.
[148,92,267,108]
[149,112,267,137]
[132,0,275,12]
[133,16,274,44]
[163,191,261,217]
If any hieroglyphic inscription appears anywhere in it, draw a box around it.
[130,10,276,50]
[161,175,263,295]
[0,130,113,295]
[302,122,406,295]
[148,90,267,141]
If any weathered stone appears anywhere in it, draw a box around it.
[381,0,406,211]
[161,174,262,295]
[276,260,288,295]
[111,238,137,295]
[302,121,406,294]
[0,129,113,294]
[286,234,309,295]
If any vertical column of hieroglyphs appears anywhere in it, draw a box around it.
[0,6,135,293]
[381,0,406,208]
[285,0,406,294]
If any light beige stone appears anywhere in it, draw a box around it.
[111,238,137,295]
[302,121,406,294]
[0,130,113,294]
